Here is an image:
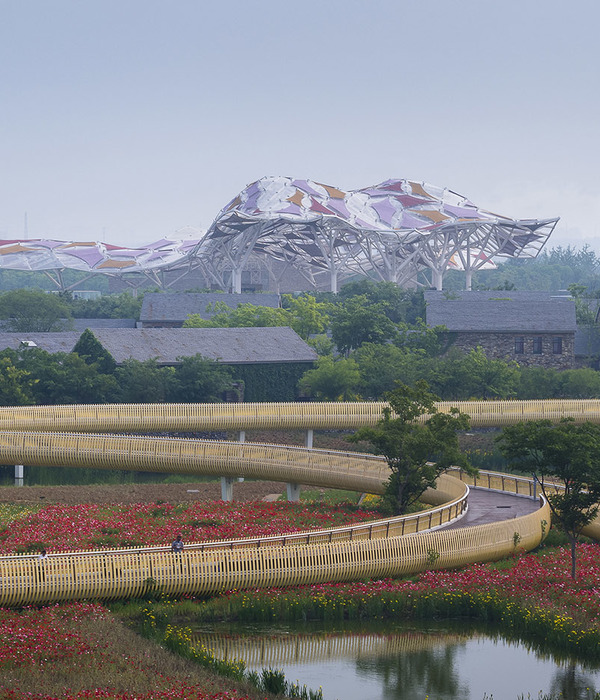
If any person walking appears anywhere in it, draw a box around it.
[171,534,184,553]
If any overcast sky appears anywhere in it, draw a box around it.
[1,0,599,252]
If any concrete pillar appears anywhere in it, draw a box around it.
[465,269,472,291]
[221,477,234,501]
[239,430,245,443]
[15,465,24,487]
[232,268,242,294]
[305,429,313,449]
[286,483,301,502]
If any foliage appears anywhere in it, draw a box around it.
[458,244,600,293]
[281,293,332,339]
[329,294,397,354]
[497,419,600,577]
[0,288,72,332]
[354,344,425,399]
[337,280,426,324]
[169,355,234,403]
[115,358,175,403]
[298,355,361,401]
[231,362,310,401]
[184,302,291,329]
[350,381,472,514]
[70,290,143,319]
[73,328,117,373]
[9,347,120,404]
[0,355,36,405]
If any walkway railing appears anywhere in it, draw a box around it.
[1,398,600,434]
[2,398,596,607]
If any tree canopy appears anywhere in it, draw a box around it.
[497,419,600,577]
[350,381,472,514]
[0,289,72,332]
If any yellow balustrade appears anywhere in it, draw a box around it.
[0,492,550,607]
[1,398,597,606]
[0,398,599,434]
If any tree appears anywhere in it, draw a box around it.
[73,329,117,373]
[350,381,471,514]
[298,355,361,401]
[184,302,291,329]
[15,348,120,404]
[281,294,332,339]
[329,295,397,355]
[354,343,426,399]
[115,359,175,403]
[168,354,233,403]
[0,353,36,405]
[0,289,72,332]
[496,419,600,578]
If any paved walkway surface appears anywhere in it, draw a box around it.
[446,487,540,530]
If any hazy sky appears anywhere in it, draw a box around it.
[1,0,599,251]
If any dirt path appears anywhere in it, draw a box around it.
[0,481,286,505]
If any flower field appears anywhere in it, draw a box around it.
[0,602,264,699]
[0,500,375,554]
[2,496,600,698]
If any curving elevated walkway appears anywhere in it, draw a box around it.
[2,399,599,607]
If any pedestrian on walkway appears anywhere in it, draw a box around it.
[171,534,184,553]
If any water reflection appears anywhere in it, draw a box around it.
[188,621,600,700]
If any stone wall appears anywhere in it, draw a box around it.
[448,332,575,370]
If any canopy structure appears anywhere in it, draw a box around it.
[0,229,204,291]
[0,177,558,292]
[195,177,558,292]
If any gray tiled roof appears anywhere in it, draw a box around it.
[71,318,137,330]
[140,292,281,322]
[424,291,577,333]
[0,332,82,354]
[0,327,317,365]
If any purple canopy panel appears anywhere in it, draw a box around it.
[377,180,407,193]
[245,181,262,199]
[325,199,352,220]
[398,212,432,229]
[359,187,392,197]
[36,240,65,249]
[145,239,176,250]
[443,204,483,219]
[240,191,261,212]
[292,179,326,198]
[394,194,430,208]
[280,203,304,216]
[370,199,398,226]
[61,248,106,268]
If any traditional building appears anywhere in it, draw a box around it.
[424,291,577,369]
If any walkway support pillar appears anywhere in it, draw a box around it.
[239,431,245,443]
[221,477,234,502]
[286,483,301,502]
[15,465,23,487]
[305,429,313,449]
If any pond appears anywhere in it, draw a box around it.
[190,620,600,700]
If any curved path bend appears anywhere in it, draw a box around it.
[2,399,598,607]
